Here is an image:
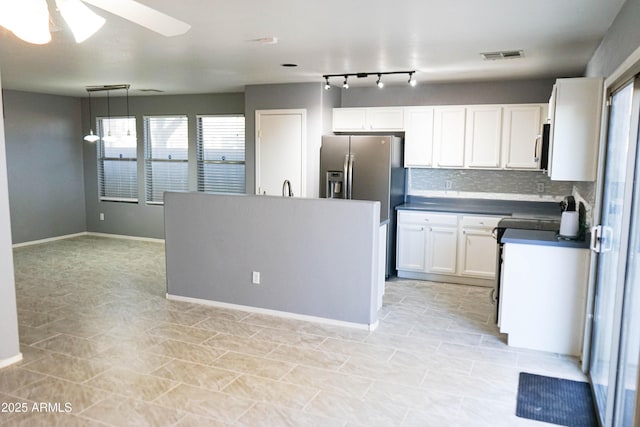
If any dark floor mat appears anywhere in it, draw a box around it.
[516,372,598,427]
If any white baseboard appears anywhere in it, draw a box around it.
[12,232,87,248]
[0,353,23,369]
[166,293,378,331]
[13,232,165,248]
[86,232,165,244]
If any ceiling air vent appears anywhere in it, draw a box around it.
[137,89,165,93]
[481,50,524,61]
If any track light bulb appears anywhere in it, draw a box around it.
[376,74,384,89]
[343,76,349,89]
[408,73,417,87]
[324,77,331,90]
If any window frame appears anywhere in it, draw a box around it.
[96,116,138,203]
[143,115,190,205]
[196,114,246,194]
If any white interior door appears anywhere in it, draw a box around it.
[255,109,306,196]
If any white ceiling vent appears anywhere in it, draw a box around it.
[481,50,524,61]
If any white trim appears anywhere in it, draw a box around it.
[13,232,165,248]
[166,293,378,331]
[86,232,165,244]
[12,232,87,248]
[605,45,640,90]
[0,353,23,369]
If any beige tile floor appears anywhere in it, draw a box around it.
[0,235,586,426]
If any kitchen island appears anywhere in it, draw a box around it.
[163,192,384,329]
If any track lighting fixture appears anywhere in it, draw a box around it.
[322,70,416,89]
[408,72,417,87]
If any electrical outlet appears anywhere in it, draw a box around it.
[537,183,545,193]
[445,180,453,190]
[99,213,105,221]
[252,271,260,284]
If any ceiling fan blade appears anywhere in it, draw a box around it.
[81,0,190,37]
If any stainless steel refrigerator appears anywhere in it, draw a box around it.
[320,135,405,277]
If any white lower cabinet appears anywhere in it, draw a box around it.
[426,225,458,274]
[396,222,427,272]
[459,216,501,278]
[499,242,590,355]
[397,210,501,284]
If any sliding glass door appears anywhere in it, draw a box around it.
[589,76,640,426]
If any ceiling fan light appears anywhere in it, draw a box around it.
[56,0,105,43]
[0,0,51,44]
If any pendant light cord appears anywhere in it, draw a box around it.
[126,87,131,136]
[106,90,111,137]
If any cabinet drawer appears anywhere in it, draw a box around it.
[398,210,458,226]
[460,215,501,229]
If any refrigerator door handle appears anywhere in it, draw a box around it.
[347,154,354,199]
[343,154,350,199]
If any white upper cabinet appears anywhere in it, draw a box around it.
[464,106,502,168]
[332,107,404,132]
[501,104,545,170]
[332,108,367,131]
[433,107,466,168]
[548,77,604,181]
[404,107,434,167]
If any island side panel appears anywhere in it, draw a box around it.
[164,192,380,325]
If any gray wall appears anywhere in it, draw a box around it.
[164,192,381,325]
[340,78,557,107]
[244,82,341,197]
[586,0,640,78]
[3,90,86,243]
[0,75,20,363]
[83,93,244,239]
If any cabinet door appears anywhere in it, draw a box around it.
[367,108,404,131]
[502,105,543,169]
[549,77,603,181]
[426,226,458,274]
[404,107,434,167]
[332,108,366,131]
[396,223,427,272]
[433,107,466,167]
[459,228,498,278]
[465,106,502,168]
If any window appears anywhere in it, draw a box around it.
[97,117,138,202]
[144,116,189,204]
[196,115,245,194]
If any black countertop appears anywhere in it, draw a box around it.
[396,196,562,218]
[501,229,591,249]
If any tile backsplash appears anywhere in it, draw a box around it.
[408,168,595,210]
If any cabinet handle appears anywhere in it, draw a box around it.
[534,134,541,162]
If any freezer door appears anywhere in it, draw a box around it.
[348,136,392,221]
[320,136,350,198]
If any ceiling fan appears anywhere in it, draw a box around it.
[0,0,191,44]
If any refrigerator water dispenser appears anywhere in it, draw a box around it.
[326,171,344,198]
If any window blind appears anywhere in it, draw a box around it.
[144,116,189,204]
[196,115,245,194]
[97,117,138,202]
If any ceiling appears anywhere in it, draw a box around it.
[0,0,627,97]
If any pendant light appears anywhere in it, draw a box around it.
[123,85,136,143]
[83,91,99,142]
[102,90,117,143]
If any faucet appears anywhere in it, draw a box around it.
[282,179,293,197]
